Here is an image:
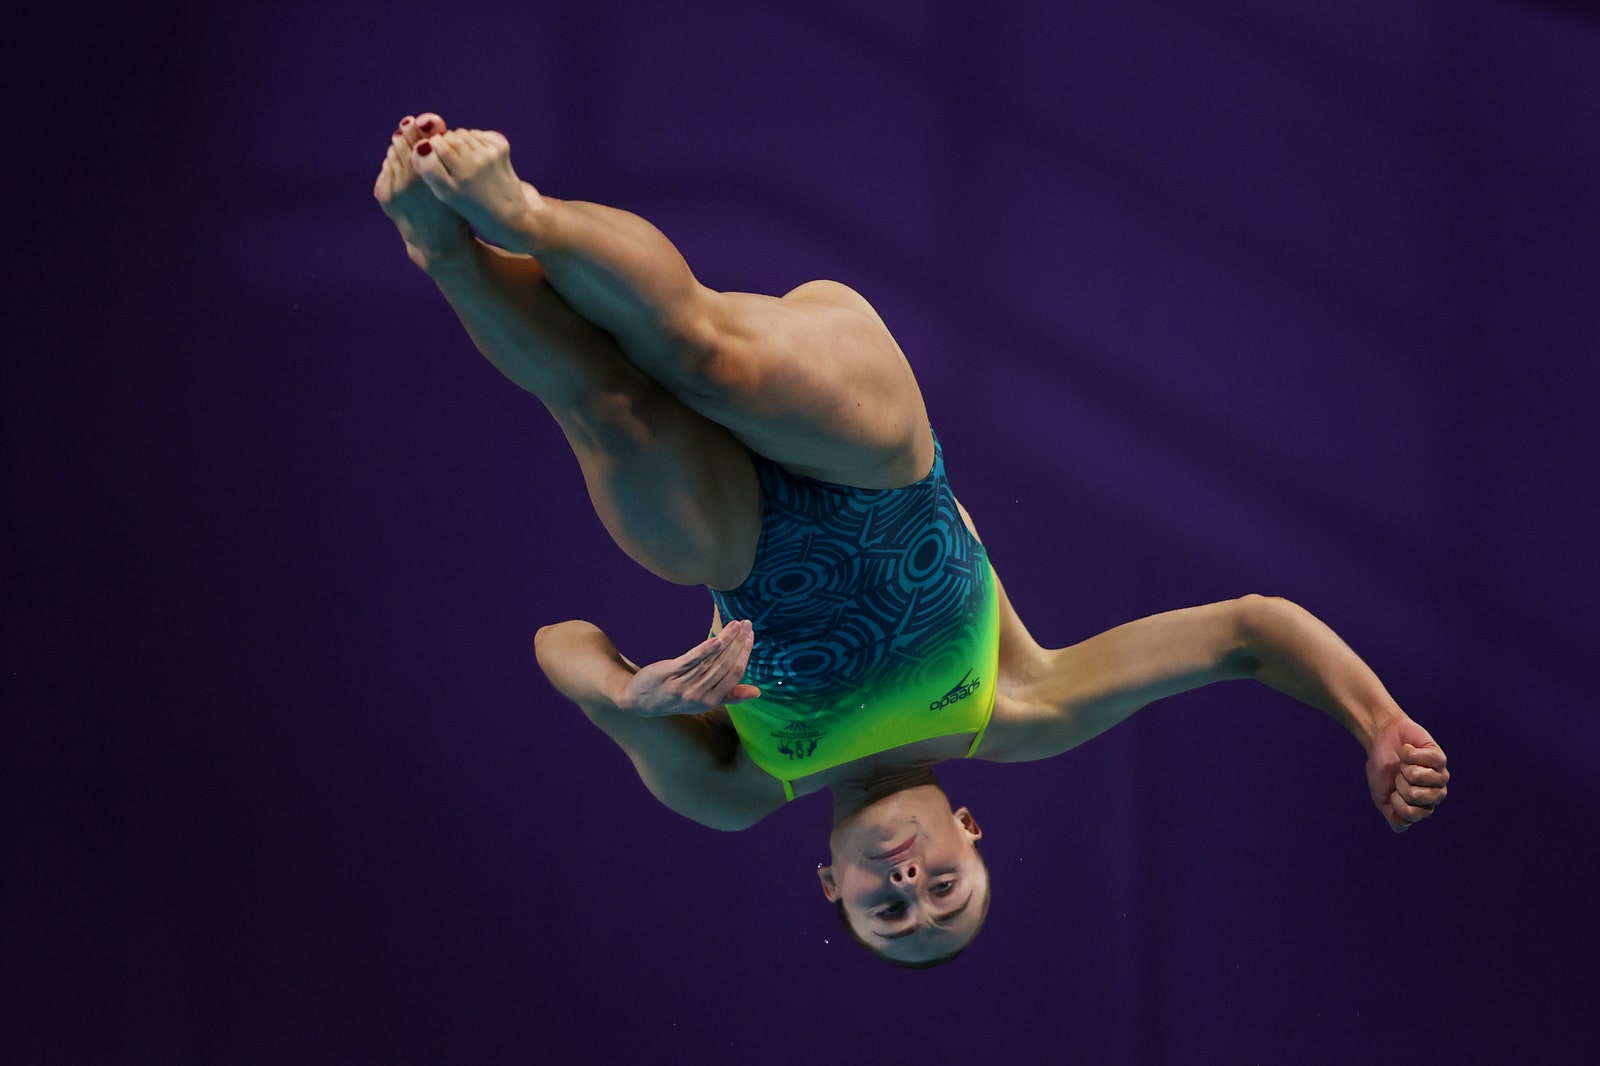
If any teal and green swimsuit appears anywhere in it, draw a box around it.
[710,431,1000,801]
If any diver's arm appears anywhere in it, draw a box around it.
[1236,595,1403,747]
[984,597,1256,760]
[1236,596,1449,831]
[985,595,1448,829]
[534,619,777,831]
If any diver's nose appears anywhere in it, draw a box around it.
[888,861,918,885]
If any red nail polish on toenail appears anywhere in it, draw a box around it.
[419,119,435,132]
[417,142,433,156]
[401,117,412,126]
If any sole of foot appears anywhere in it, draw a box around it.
[374,112,475,272]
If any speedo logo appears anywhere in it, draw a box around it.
[930,670,981,711]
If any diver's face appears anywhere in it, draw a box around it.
[818,793,987,963]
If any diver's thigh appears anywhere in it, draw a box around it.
[557,365,761,590]
[670,282,934,489]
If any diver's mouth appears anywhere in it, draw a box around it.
[870,837,916,862]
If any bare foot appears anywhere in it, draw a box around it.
[411,127,547,255]
[373,113,475,272]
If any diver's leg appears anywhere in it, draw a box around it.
[412,126,933,489]
[377,115,758,589]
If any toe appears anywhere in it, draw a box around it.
[400,113,446,149]
[377,141,417,197]
[429,130,467,167]
[374,152,399,200]
[412,137,448,183]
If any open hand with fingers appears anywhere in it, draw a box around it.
[617,620,763,717]
[1365,714,1450,833]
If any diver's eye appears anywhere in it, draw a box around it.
[875,901,907,920]
[932,879,957,896]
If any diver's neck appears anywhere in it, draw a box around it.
[829,765,942,825]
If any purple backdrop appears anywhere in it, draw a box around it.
[8,1,1598,1061]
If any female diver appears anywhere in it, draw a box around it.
[374,114,1450,967]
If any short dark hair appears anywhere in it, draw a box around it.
[835,843,991,968]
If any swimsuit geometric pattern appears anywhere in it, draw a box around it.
[711,431,999,797]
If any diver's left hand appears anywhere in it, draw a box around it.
[1365,714,1450,833]
[616,619,762,717]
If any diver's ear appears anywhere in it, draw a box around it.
[817,865,839,901]
[953,806,983,842]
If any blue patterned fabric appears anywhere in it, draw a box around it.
[710,431,999,788]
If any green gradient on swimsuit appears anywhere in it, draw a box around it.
[727,559,1000,791]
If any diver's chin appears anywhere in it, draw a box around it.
[830,777,944,839]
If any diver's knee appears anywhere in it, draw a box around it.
[557,369,680,451]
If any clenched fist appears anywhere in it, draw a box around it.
[1365,714,1450,833]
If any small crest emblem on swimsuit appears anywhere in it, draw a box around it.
[772,720,826,760]
[930,670,981,711]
